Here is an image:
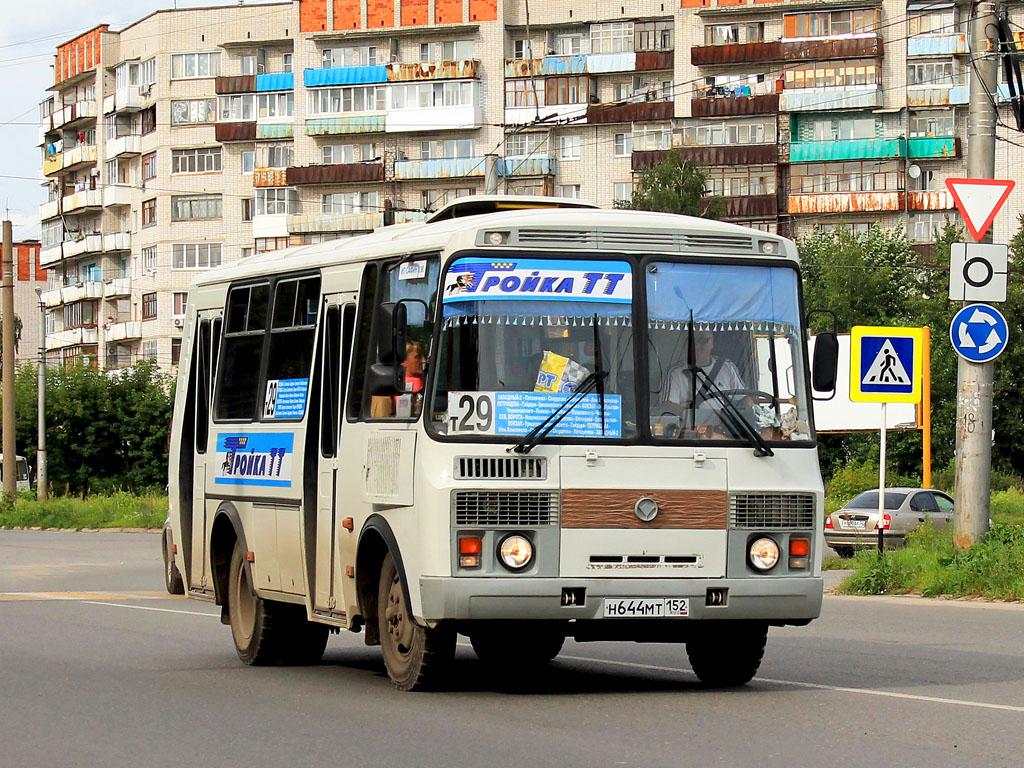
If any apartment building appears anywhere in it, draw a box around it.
[37,0,1024,369]
[10,241,47,366]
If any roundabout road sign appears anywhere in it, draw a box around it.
[949,304,1009,363]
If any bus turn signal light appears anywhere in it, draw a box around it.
[459,536,482,568]
[789,539,809,557]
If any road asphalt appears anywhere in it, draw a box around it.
[1,530,1021,768]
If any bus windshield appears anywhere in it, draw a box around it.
[429,255,811,445]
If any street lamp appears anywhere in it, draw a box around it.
[34,286,46,501]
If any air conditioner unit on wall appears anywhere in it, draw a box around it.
[173,318,183,328]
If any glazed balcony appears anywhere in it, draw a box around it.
[787,191,905,215]
[394,157,486,180]
[102,85,145,113]
[907,35,968,57]
[385,60,478,81]
[691,92,779,118]
[256,122,294,140]
[712,194,779,219]
[215,122,257,142]
[692,41,783,66]
[789,139,904,163]
[632,145,778,170]
[907,84,969,108]
[215,75,257,94]
[692,37,881,66]
[907,191,955,211]
[304,66,386,87]
[285,163,384,185]
[253,168,289,187]
[304,115,386,136]
[287,210,426,235]
[908,137,960,159]
[503,52,671,78]
[780,85,882,112]
[502,155,556,176]
[586,100,674,124]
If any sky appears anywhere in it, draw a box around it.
[0,0,283,242]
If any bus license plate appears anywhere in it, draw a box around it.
[603,598,689,618]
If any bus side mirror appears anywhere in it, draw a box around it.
[811,332,839,401]
[367,302,409,396]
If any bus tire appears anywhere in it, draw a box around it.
[162,531,185,595]
[228,543,328,666]
[686,622,768,688]
[378,552,454,691]
[470,629,564,665]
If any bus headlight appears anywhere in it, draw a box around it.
[498,535,533,571]
[748,537,780,571]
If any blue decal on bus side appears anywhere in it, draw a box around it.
[214,432,295,487]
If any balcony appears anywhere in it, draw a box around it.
[103,231,131,252]
[305,115,386,136]
[288,210,426,234]
[256,73,294,91]
[692,42,782,67]
[908,35,969,57]
[285,163,384,185]
[781,36,883,61]
[253,214,290,238]
[103,85,145,113]
[505,102,589,127]
[789,139,904,163]
[386,60,478,81]
[587,53,638,74]
[103,185,132,207]
[63,234,103,258]
[256,122,294,140]
[907,191,955,211]
[48,328,88,350]
[504,51,671,78]
[304,66,387,87]
[215,122,257,142]
[394,157,487,180]
[586,100,674,124]
[908,137,960,159]
[504,56,586,77]
[40,244,64,268]
[40,287,64,307]
[104,277,132,298]
[780,85,883,112]
[53,100,97,130]
[907,85,969,107]
[62,189,103,215]
[43,153,62,176]
[107,321,142,341]
[106,134,141,157]
[691,92,779,117]
[40,199,60,221]
[632,144,778,170]
[386,104,483,133]
[501,155,556,177]
[787,191,905,215]
[635,51,674,72]
[713,194,779,219]
[253,168,289,187]
[43,144,98,175]
[215,75,257,95]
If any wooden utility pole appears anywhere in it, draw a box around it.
[2,220,16,498]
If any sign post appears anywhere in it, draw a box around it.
[850,327,924,553]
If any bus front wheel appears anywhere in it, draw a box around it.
[686,622,768,687]
[378,552,454,691]
[228,543,329,666]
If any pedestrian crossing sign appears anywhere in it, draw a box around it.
[850,326,924,403]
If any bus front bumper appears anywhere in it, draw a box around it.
[419,576,822,624]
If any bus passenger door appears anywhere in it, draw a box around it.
[190,312,220,596]
[313,299,355,616]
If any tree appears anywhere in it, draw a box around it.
[0,313,22,365]
[615,150,725,218]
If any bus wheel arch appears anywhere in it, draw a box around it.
[356,516,412,647]
[210,503,248,621]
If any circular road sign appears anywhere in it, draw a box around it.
[949,304,1009,363]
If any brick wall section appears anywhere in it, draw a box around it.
[300,0,329,32]
[15,244,42,282]
[435,0,463,24]
[334,0,361,29]
[468,0,497,22]
[367,0,395,27]
[402,0,428,26]
[55,26,107,84]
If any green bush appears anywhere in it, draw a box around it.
[0,493,167,530]
[824,459,919,504]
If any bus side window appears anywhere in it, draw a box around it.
[195,320,211,453]
[264,276,321,420]
[216,283,270,421]
[347,263,379,421]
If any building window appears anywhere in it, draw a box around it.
[218,94,254,121]
[909,111,955,138]
[171,147,222,174]
[613,181,633,203]
[141,106,156,135]
[241,247,254,259]
[170,52,221,79]
[420,40,474,62]
[545,76,592,105]
[553,34,585,56]
[322,45,378,68]
[171,338,182,366]
[633,125,673,151]
[241,55,257,75]
[170,98,217,126]
[142,152,157,180]
[257,91,294,119]
[560,184,581,199]
[784,60,879,89]
[255,237,289,253]
[142,198,157,227]
[173,292,188,317]
[421,189,443,211]
[172,243,223,270]
[142,245,157,271]
[512,39,532,59]
[262,144,293,168]
[443,139,475,158]
[783,10,880,39]
[705,23,764,46]
[282,54,293,73]
[909,10,956,36]
[590,22,634,54]
[614,133,633,156]
[910,213,948,242]
[389,81,476,110]
[63,300,98,329]
[791,160,900,193]
[242,198,254,222]
[143,340,158,361]
[635,21,674,52]
[704,165,777,196]
[506,132,547,156]
[505,79,544,108]
[803,116,876,142]
[241,150,255,174]
[142,292,157,320]
[680,119,776,146]
[559,135,581,160]
[322,191,378,214]
[171,194,222,221]
[255,188,299,215]
[140,58,157,86]
[307,85,387,114]
[908,61,957,86]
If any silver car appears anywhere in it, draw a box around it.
[824,487,954,558]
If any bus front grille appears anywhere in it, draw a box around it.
[729,493,816,530]
[452,490,560,527]
[454,456,547,480]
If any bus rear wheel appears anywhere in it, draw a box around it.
[470,628,565,665]
[686,622,768,688]
[228,543,329,666]
[162,532,185,595]
[378,552,454,691]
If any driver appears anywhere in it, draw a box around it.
[664,331,748,427]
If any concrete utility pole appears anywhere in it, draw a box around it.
[485,154,501,195]
[35,287,46,501]
[1,220,15,498]
[956,0,1000,548]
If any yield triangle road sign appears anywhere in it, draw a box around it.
[862,339,911,387]
[945,178,1015,242]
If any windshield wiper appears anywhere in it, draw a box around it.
[509,370,609,455]
[592,313,606,438]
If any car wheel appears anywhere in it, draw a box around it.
[686,622,768,688]
[378,552,454,691]
[833,546,855,559]
[162,531,185,595]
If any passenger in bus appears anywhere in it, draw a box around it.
[401,340,428,394]
[663,331,751,435]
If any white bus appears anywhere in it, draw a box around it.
[0,454,31,493]
[168,198,838,690]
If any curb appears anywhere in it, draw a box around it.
[1,526,162,534]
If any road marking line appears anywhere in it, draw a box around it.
[81,600,219,618]
[557,654,1024,713]
[0,591,184,602]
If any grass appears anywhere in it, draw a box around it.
[834,489,1024,601]
[0,492,167,530]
